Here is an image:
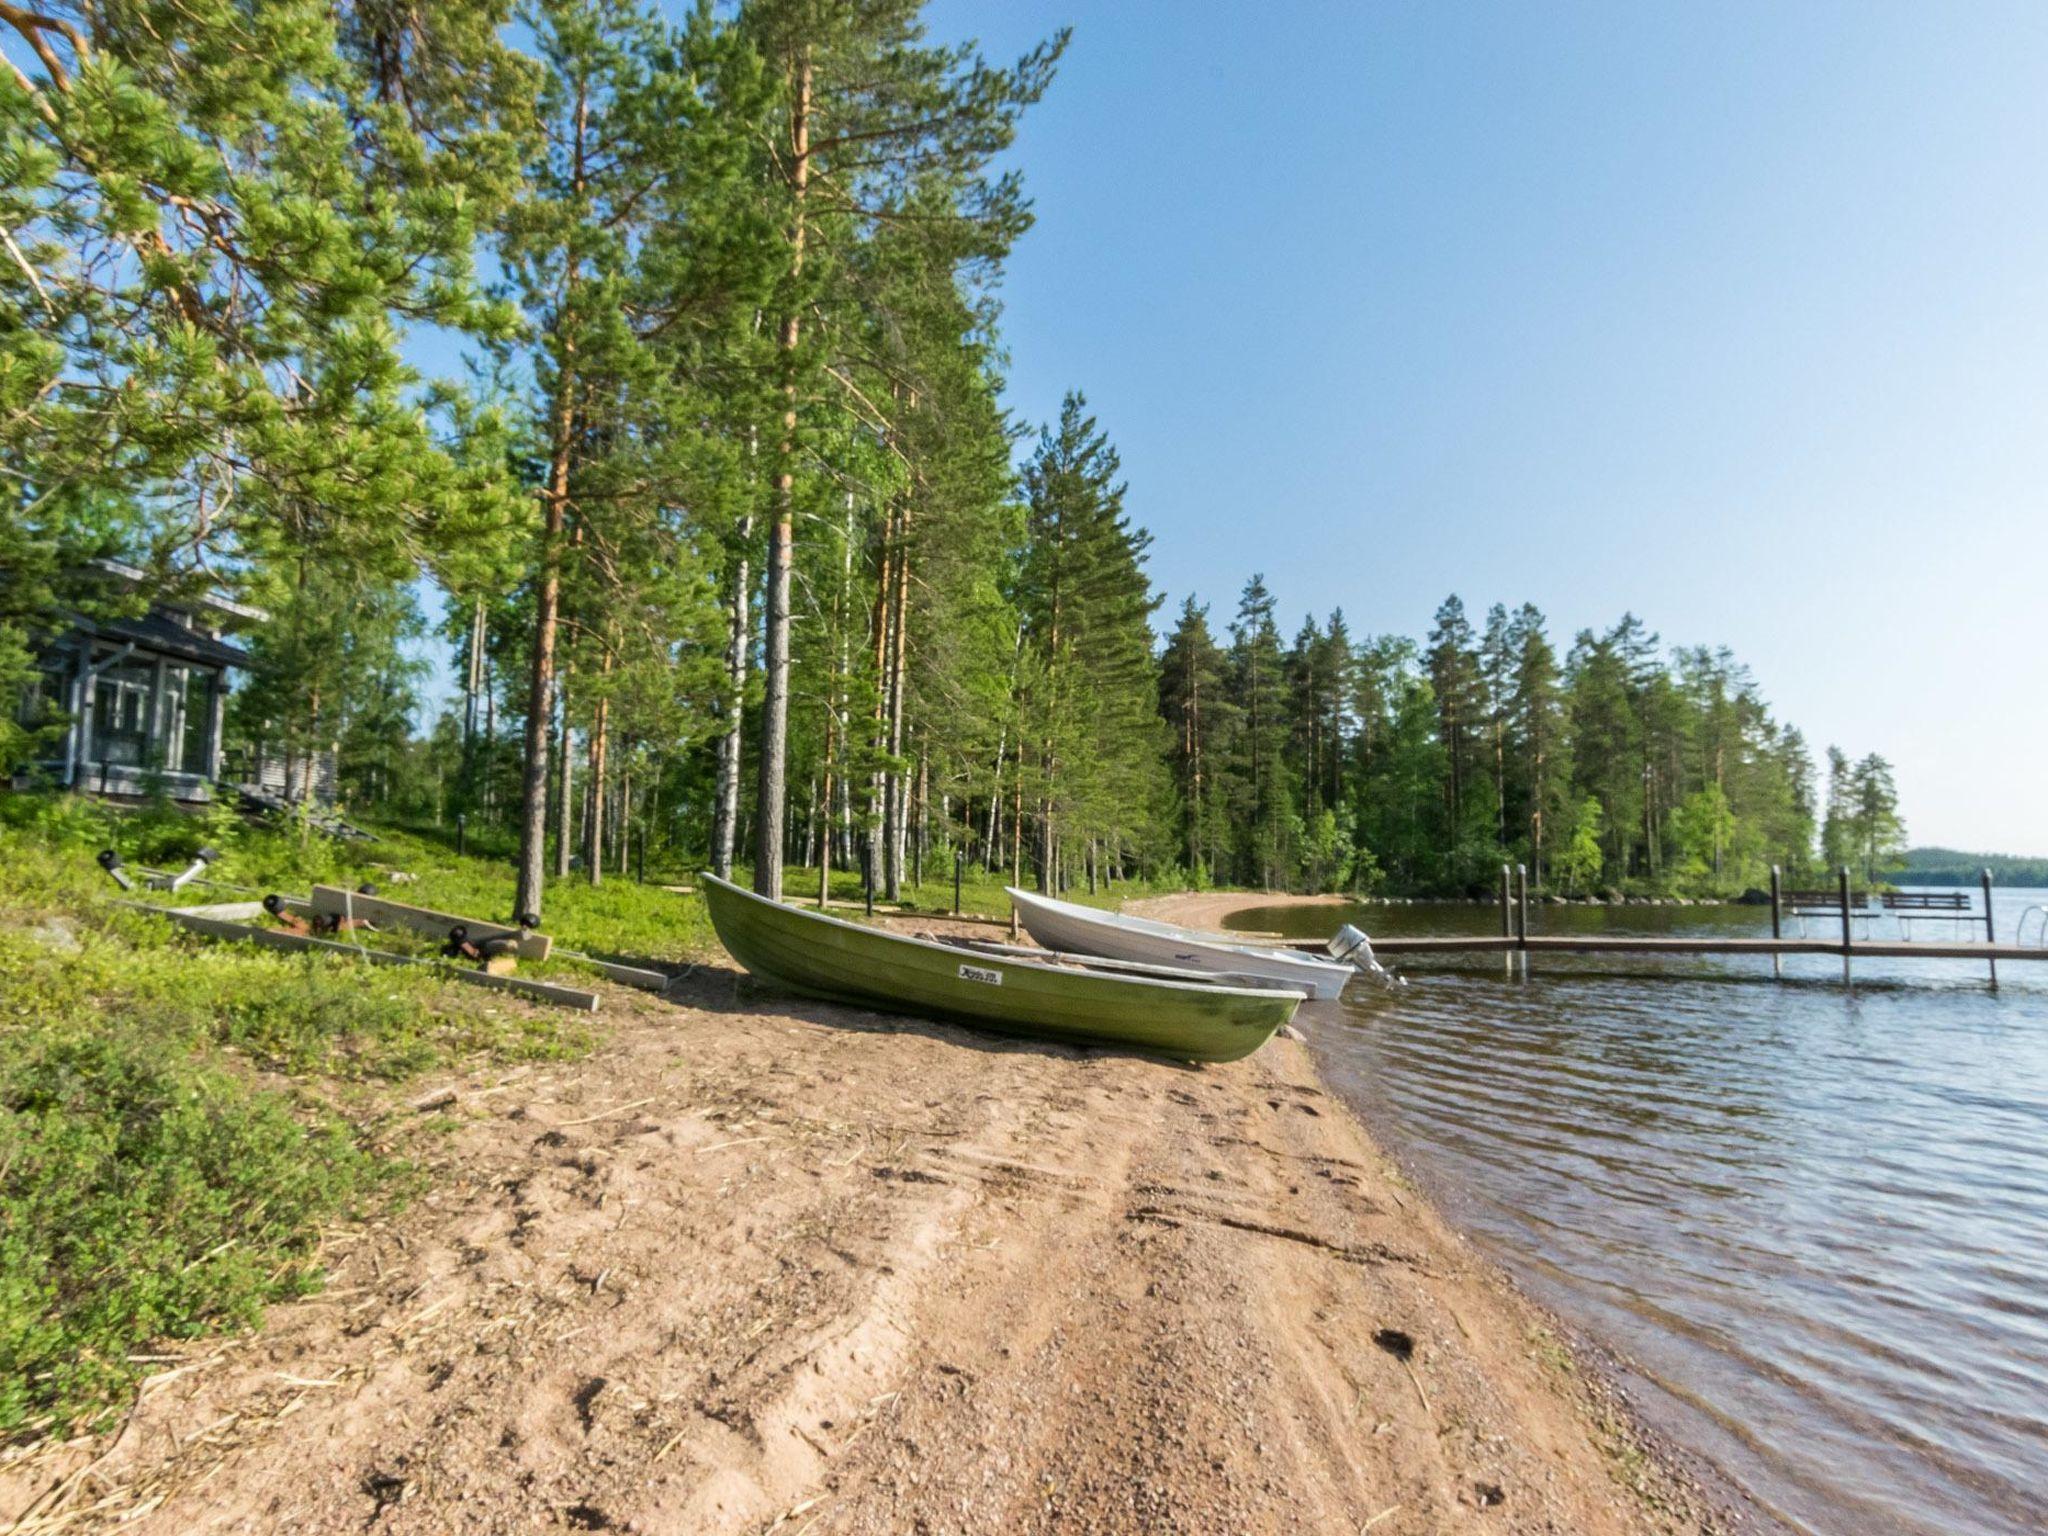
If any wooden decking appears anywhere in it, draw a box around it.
[1357,934,2048,961]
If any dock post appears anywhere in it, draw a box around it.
[1500,864,1513,978]
[1839,866,1853,985]
[1769,865,1782,980]
[1984,867,1998,989]
[1516,863,1530,978]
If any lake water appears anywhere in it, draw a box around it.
[1226,890,2048,1536]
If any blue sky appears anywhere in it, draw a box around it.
[910,0,2048,855]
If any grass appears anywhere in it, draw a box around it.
[0,796,617,1439]
[0,791,1191,1438]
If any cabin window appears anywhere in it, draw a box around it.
[165,665,216,776]
[91,663,154,767]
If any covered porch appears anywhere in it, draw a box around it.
[22,600,257,803]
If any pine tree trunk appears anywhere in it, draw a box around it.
[1010,776,1023,885]
[752,50,811,901]
[553,663,573,879]
[913,745,927,890]
[587,680,609,888]
[869,505,896,895]
[712,519,751,880]
[482,657,495,816]
[883,507,910,901]
[516,382,572,919]
[514,81,587,923]
[618,768,631,877]
[817,698,836,908]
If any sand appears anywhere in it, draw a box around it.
[2,893,1724,1535]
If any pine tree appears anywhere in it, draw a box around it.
[1426,595,1489,884]
[737,0,1063,898]
[497,0,766,914]
[1820,746,1856,874]
[0,0,527,768]
[1159,598,1232,879]
[1507,604,1565,883]
[1478,602,1514,847]
[1229,575,1291,888]
[1850,753,1906,881]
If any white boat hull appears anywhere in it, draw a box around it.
[1006,887,1354,1001]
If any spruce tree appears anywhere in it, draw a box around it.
[1017,393,1164,889]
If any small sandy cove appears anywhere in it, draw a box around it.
[4,892,1720,1536]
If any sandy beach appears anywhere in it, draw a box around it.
[4,893,1721,1535]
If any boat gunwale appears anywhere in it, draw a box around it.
[1005,884,1352,981]
[697,873,1309,1006]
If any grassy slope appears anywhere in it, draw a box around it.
[0,795,1177,1440]
[0,800,620,1440]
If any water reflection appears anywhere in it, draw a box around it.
[1231,893,2048,1536]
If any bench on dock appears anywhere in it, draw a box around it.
[1880,889,1981,938]
[1880,891,1971,912]
[1784,889,1870,913]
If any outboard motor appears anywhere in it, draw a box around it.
[1330,923,1404,988]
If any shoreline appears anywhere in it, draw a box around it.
[4,893,1724,1534]
[1131,890,1768,1536]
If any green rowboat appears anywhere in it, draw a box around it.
[699,873,1302,1063]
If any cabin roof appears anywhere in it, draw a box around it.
[95,611,253,671]
[88,558,269,624]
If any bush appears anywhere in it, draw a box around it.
[0,1025,381,1434]
[0,796,636,1436]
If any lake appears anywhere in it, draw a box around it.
[1226,889,2048,1536]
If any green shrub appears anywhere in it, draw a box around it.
[0,798,643,1436]
[0,1026,382,1434]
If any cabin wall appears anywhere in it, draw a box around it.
[16,632,232,803]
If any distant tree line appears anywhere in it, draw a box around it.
[0,0,1901,903]
[1161,589,1903,896]
[1896,849,2048,888]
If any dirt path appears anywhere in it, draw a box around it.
[4,901,1720,1535]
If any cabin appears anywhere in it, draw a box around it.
[13,560,334,806]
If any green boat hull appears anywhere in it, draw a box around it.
[699,874,1299,1063]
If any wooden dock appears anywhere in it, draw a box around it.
[1263,864,2046,984]
[1361,934,2048,962]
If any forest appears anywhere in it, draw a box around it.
[1897,849,2048,888]
[0,0,1906,906]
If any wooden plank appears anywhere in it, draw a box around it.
[557,951,673,992]
[440,964,599,1010]
[146,905,598,1010]
[158,899,268,922]
[308,886,551,960]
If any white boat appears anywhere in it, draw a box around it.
[1006,887,1356,1001]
